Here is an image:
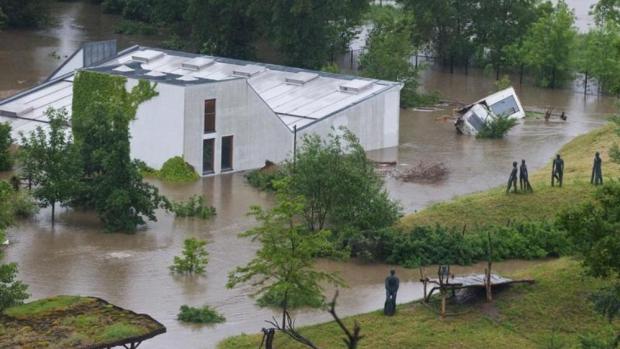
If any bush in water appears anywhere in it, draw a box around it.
[177,305,225,324]
[171,195,216,220]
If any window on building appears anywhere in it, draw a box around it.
[203,138,215,174]
[221,135,233,171]
[204,99,216,133]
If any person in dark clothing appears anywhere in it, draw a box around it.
[384,269,399,316]
[506,161,518,193]
[591,152,603,185]
[552,154,564,187]
[519,160,533,192]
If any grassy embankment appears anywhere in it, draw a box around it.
[220,124,620,348]
[219,259,618,348]
[402,123,620,229]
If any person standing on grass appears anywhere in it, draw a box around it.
[507,161,518,193]
[552,154,564,187]
[520,160,533,193]
[384,270,399,316]
[591,152,603,185]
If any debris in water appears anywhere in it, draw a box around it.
[392,161,449,183]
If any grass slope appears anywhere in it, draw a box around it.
[401,124,620,229]
[218,259,619,349]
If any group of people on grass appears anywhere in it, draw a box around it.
[507,152,604,194]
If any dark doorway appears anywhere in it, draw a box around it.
[221,135,233,171]
[203,138,214,174]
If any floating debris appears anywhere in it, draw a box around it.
[392,161,449,183]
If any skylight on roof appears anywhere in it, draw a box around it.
[181,57,215,71]
[177,75,199,82]
[145,71,166,77]
[285,72,319,85]
[339,79,374,94]
[232,65,265,78]
[131,50,164,63]
[113,65,134,73]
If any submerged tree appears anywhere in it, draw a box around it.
[359,9,426,107]
[257,0,368,69]
[227,182,343,324]
[170,237,209,275]
[518,0,577,88]
[286,129,401,239]
[19,108,82,225]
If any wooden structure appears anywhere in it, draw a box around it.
[0,296,166,349]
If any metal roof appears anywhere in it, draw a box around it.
[0,46,401,132]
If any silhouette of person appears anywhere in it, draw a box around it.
[384,269,399,316]
[552,154,564,187]
[519,160,533,192]
[560,111,567,121]
[591,152,603,185]
[507,161,518,193]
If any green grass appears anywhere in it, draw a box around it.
[98,323,144,342]
[218,258,619,348]
[401,124,620,229]
[4,295,86,319]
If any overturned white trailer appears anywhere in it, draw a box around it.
[455,87,525,136]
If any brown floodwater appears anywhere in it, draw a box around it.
[0,1,614,348]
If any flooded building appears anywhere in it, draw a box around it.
[0,41,401,176]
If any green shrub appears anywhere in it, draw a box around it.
[114,20,157,35]
[170,237,209,274]
[177,305,225,324]
[256,287,324,309]
[11,191,39,219]
[350,222,569,267]
[171,195,216,219]
[134,160,158,178]
[0,122,13,171]
[0,263,29,311]
[159,157,199,183]
[477,115,518,139]
[245,165,284,191]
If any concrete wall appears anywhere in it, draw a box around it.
[299,85,401,151]
[128,79,186,169]
[183,79,293,175]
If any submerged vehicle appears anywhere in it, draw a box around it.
[455,87,525,136]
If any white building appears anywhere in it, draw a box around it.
[0,41,402,176]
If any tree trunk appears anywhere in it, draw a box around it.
[51,202,56,226]
[584,71,588,96]
[496,64,500,81]
[519,64,524,85]
[450,55,454,74]
[282,290,288,331]
[552,66,557,88]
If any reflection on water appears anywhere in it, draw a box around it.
[0,0,613,348]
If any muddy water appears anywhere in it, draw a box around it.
[0,0,615,348]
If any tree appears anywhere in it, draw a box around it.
[593,0,620,26]
[186,0,259,59]
[227,184,342,321]
[473,0,541,79]
[518,1,577,88]
[398,0,477,72]
[0,0,50,28]
[0,122,12,171]
[558,181,620,346]
[0,263,29,311]
[71,71,167,232]
[257,0,369,69]
[359,10,423,107]
[19,108,82,225]
[576,22,620,95]
[285,129,401,239]
[170,237,209,274]
[85,101,169,232]
[0,181,14,231]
